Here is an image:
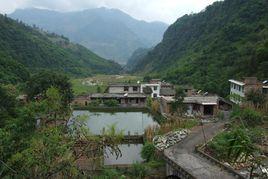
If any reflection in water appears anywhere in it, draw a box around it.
[72,110,158,135]
[104,144,143,165]
[72,110,157,165]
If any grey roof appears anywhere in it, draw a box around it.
[160,88,175,96]
[183,96,219,105]
[108,83,140,87]
[90,93,146,98]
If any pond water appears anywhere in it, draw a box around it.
[72,110,158,135]
[104,144,143,165]
[71,110,158,165]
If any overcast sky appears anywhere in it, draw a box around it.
[0,0,218,24]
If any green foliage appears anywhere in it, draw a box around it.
[103,99,119,107]
[246,90,266,107]
[240,108,263,127]
[208,127,256,163]
[0,14,122,84]
[232,107,263,127]
[141,142,156,162]
[94,168,125,179]
[26,71,73,108]
[130,162,148,178]
[146,96,153,108]
[132,0,268,96]
[7,127,77,178]
[1,84,123,177]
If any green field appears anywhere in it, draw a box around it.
[71,75,143,96]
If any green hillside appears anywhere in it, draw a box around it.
[0,14,122,84]
[132,0,268,96]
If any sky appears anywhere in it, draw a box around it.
[0,0,218,24]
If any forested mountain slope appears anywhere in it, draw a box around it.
[0,14,122,84]
[10,8,168,64]
[125,48,150,71]
[132,0,268,96]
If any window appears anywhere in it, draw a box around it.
[153,93,157,98]
[133,86,138,91]
[136,99,139,104]
[124,86,129,91]
[238,86,241,91]
[153,86,157,91]
[140,98,145,103]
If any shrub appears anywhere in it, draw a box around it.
[103,99,119,107]
[141,142,156,162]
[240,108,263,127]
[130,162,148,178]
[208,127,256,163]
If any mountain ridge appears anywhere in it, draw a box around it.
[0,14,122,84]
[10,8,168,64]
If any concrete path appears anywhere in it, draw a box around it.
[164,121,236,179]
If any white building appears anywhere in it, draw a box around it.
[229,77,266,104]
[229,79,246,104]
[141,83,161,98]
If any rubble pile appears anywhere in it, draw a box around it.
[153,129,189,151]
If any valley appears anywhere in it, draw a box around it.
[0,0,267,178]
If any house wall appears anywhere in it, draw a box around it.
[141,84,161,98]
[230,82,245,104]
[72,98,90,106]
[119,98,146,107]
[160,98,172,114]
[108,86,140,94]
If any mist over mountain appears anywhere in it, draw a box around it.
[10,8,168,64]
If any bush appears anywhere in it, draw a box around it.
[141,142,156,162]
[103,99,119,107]
[89,99,101,107]
[231,107,263,127]
[240,108,263,127]
[130,162,148,178]
[208,127,256,163]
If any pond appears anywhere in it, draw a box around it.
[72,110,158,135]
[71,110,158,166]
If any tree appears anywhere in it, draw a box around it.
[1,87,123,177]
[0,86,16,127]
[26,71,73,108]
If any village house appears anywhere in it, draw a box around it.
[107,83,141,94]
[160,95,231,117]
[90,93,146,107]
[229,77,267,104]
[141,83,161,98]
[71,95,90,106]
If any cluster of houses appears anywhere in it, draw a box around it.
[72,77,267,118]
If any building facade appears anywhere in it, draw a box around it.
[107,83,141,94]
[141,83,161,98]
[229,77,265,104]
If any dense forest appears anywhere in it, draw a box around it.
[131,0,268,96]
[125,48,150,71]
[0,14,122,84]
